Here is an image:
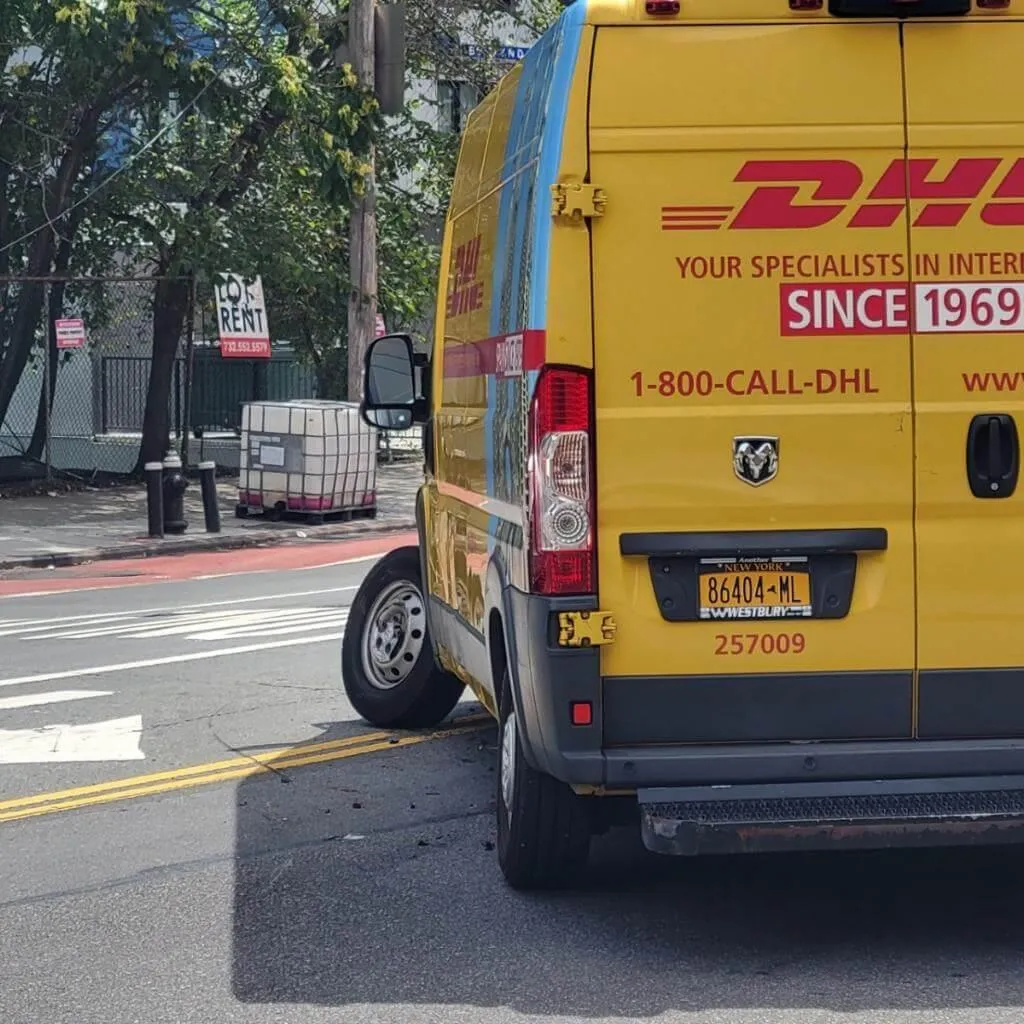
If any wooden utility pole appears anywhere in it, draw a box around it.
[347,0,377,404]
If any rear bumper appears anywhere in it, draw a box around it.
[638,776,1024,856]
[505,586,1024,851]
[602,738,1024,789]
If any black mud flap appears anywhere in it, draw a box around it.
[638,776,1024,856]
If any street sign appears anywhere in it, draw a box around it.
[54,318,86,349]
[214,273,271,359]
[460,42,529,63]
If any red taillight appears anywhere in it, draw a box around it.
[533,366,589,434]
[528,367,595,596]
[645,0,680,14]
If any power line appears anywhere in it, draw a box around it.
[0,0,285,258]
[0,72,220,257]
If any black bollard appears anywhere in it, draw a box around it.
[161,451,189,535]
[145,461,164,539]
[198,460,221,533]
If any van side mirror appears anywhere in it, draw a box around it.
[361,333,426,431]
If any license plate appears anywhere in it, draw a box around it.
[698,559,812,620]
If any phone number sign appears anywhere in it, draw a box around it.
[215,273,271,359]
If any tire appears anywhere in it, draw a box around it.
[341,546,464,729]
[496,671,591,890]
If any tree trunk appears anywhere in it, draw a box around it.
[26,278,65,461]
[0,134,91,426]
[136,274,190,472]
[315,347,347,400]
[0,236,52,426]
[26,216,78,461]
[0,162,11,322]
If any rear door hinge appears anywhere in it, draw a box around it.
[551,182,606,222]
[557,610,617,648]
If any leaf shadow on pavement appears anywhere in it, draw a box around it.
[231,719,1024,1019]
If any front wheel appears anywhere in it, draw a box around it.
[496,672,591,890]
[341,546,464,729]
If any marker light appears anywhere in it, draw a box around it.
[571,702,593,727]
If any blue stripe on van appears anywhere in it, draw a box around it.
[482,2,586,537]
[489,0,586,336]
[527,1,585,330]
[486,77,528,510]
[490,79,522,338]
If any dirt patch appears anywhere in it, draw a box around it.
[0,473,136,501]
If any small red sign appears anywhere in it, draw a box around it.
[220,337,272,359]
[55,318,86,349]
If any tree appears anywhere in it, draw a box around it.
[270,0,565,393]
[0,0,561,478]
[161,1,562,402]
[0,0,376,468]
[0,0,214,446]
[86,0,377,466]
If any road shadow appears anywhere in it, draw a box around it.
[232,720,1024,1018]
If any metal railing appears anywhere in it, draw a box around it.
[99,352,319,436]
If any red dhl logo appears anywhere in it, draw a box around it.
[662,158,1024,231]
[447,235,485,317]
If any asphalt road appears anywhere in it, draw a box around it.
[2,545,1024,1024]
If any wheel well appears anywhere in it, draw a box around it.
[488,609,508,706]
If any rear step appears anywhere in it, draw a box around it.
[638,776,1024,856]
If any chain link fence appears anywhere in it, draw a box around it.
[0,276,335,484]
[0,277,164,481]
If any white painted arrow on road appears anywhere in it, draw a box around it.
[0,715,144,764]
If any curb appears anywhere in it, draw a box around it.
[0,519,418,572]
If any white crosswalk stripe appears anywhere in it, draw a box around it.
[0,690,113,711]
[0,602,349,764]
[0,606,350,643]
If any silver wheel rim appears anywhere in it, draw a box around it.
[360,580,426,690]
[501,708,517,820]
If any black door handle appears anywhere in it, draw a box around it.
[967,413,1019,498]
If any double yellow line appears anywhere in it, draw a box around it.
[0,713,491,825]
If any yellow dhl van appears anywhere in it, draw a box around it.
[343,0,1024,889]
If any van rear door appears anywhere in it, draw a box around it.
[588,22,917,746]
[903,20,1024,740]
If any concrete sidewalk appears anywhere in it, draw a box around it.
[0,460,421,570]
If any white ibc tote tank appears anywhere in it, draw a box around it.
[236,399,377,521]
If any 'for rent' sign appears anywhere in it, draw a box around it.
[215,273,271,359]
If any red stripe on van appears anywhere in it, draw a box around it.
[442,330,545,379]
